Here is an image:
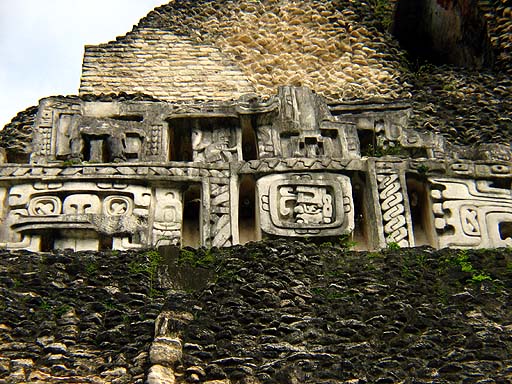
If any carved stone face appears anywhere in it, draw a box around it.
[258,173,354,236]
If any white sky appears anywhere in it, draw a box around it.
[0,0,170,128]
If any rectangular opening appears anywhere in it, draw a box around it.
[351,172,370,250]
[168,120,193,161]
[357,129,376,157]
[110,115,144,122]
[6,151,30,164]
[83,135,109,163]
[406,174,434,247]
[182,185,201,248]
[39,230,56,252]
[241,119,258,161]
[238,175,259,244]
[99,235,113,250]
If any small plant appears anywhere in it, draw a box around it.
[311,287,324,296]
[312,287,345,300]
[62,158,82,166]
[415,253,428,267]
[149,287,165,298]
[367,251,382,260]
[454,250,476,273]
[470,273,492,283]
[447,249,495,285]
[178,249,196,265]
[401,264,415,279]
[339,234,357,249]
[417,164,429,175]
[103,301,117,311]
[85,261,99,276]
[216,269,237,283]
[39,299,51,312]
[178,247,216,268]
[442,80,458,92]
[387,241,401,250]
[415,62,436,77]
[381,143,405,157]
[54,304,71,317]
[128,249,163,297]
[368,0,393,30]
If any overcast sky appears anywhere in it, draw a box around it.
[0,0,170,128]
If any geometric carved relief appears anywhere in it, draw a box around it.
[4,182,152,251]
[258,173,354,236]
[6,87,512,252]
[430,178,512,248]
[209,180,233,247]
[376,172,411,247]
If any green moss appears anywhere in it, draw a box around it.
[178,247,216,268]
[128,249,164,297]
[339,234,357,249]
[417,164,429,175]
[85,261,99,276]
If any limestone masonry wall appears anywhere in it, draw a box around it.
[80,28,254,101]
[79,0,407,102]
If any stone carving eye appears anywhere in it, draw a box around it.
[29,196,62,216]
[104,196,132,216]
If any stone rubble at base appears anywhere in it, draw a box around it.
[0,85,511,252]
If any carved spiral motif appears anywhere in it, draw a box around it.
[377,174,409,247]
[104,196,132,216]
[28,196,62,216]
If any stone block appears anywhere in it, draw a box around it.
[146,364,176,384]
[149,337,183,365]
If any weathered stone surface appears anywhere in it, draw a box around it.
[1,242,512,382]
[0,249,167,383]
[157,240,512,383]
[394,0,493,68]
[149,337,183,366]
[146,364,176,384]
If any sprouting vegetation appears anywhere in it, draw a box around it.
[178,247,216,268]
[128,249,163,297]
